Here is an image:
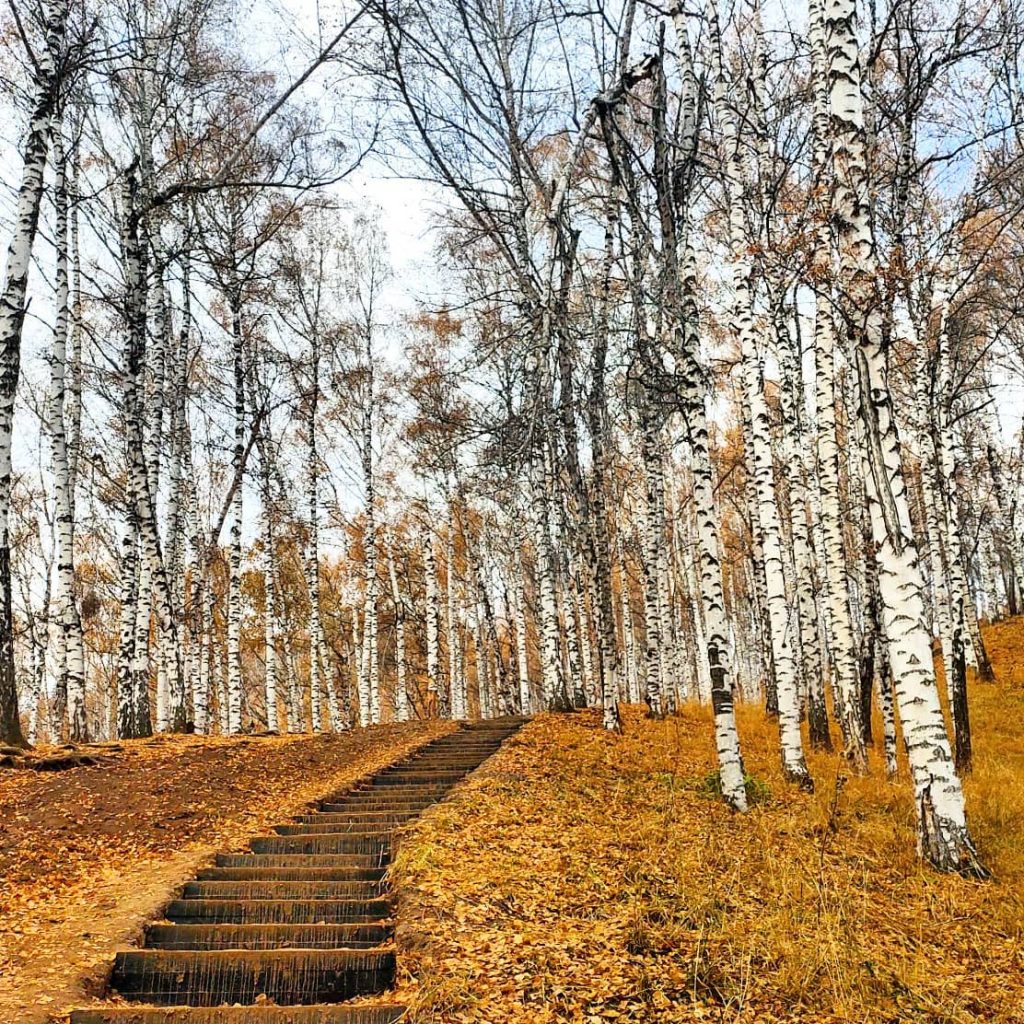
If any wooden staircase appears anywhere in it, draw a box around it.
[71,718,526,1023]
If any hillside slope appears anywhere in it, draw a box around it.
[391,623,1024,1023]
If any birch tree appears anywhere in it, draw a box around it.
[0,0,72,747]
[826,0,984,874]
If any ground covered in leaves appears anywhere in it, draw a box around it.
[391,630,1024,1023]
[0,720,453,1024]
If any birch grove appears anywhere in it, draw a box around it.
[3,0,1024,873]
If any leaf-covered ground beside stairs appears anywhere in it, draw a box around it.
[0,721,455,1024]
[390,629,1024,1023]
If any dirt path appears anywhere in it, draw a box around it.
[0,722,454,1024]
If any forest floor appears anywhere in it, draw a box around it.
[389,620,1024,1024]
[0,719,454,1024]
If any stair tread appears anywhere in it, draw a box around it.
[71,1006,407,1023]
[165,898,391,924]
[112,948,395,1005]
[216,855,383,868]
[183,881,385,898]
[198,868,386,881]
[145,923,392,950]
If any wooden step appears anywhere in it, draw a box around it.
[319,800,437,812]
[402,754,495,762]
[197,866,386,882]
[164,898,390,924]
[327,792,440,801]
[294,813,417,824]
[182,880,385,900]
[111,948,394,1005]
[250,835,390,856]
[341,786,446,795]
[145,922,391,951]
[215,854,388,869]
[372,771,466,784]
[72,1006,407,1023]
[388,754,485,762]
[273,823,397,837]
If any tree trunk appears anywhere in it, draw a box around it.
[47,131,87,742]
[827,0,983,873]
[986,436,1024,611]
[226,296,245,734]
[0,0,71,748]
[587,187,621,728]
[512,553,532,715]
[163,258,189,733]
[776,307,830,750]
[386,545,409,722]
[445,515,462,719]
[710,2,809,787]
[307,355,325,732]
[530,460,564,709]
[258,438,279,731]
[616,528,639,704]
[423,520,441,712]
[809,0,866,766]
[362,368,380,725]
[639,409,665,717]
[119,169,181,739]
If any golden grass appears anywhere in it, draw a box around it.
[389,621,1024,1023]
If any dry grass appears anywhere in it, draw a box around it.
[389,621,1024,1023]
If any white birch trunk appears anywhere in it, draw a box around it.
[639,410,665,716]
[260,454,279,731]
[776,312,830,748]
[353,603,367,727]
[162,258,189,734]
[305,331,338,731]
[986,435,1024,612]
[474,602,490,719]
[679,505,712,704]
[512,555,532,714]
[118,170,181,739]
[572,556,597,706]
[445,519,461,718]
[932,267,974,769]
[0,0,71,747]
[386,544,409,722]
[827,0,982,873]
[530,462,564,708]
[616,529,639,704]
[362,383,380,725]
[711,8,810,786]
[188,454,209,735]
[423,522,441,707]
[225,299,244,734]
[809,0,866,764]
[47,131,87,742]
[662,8,746,810]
